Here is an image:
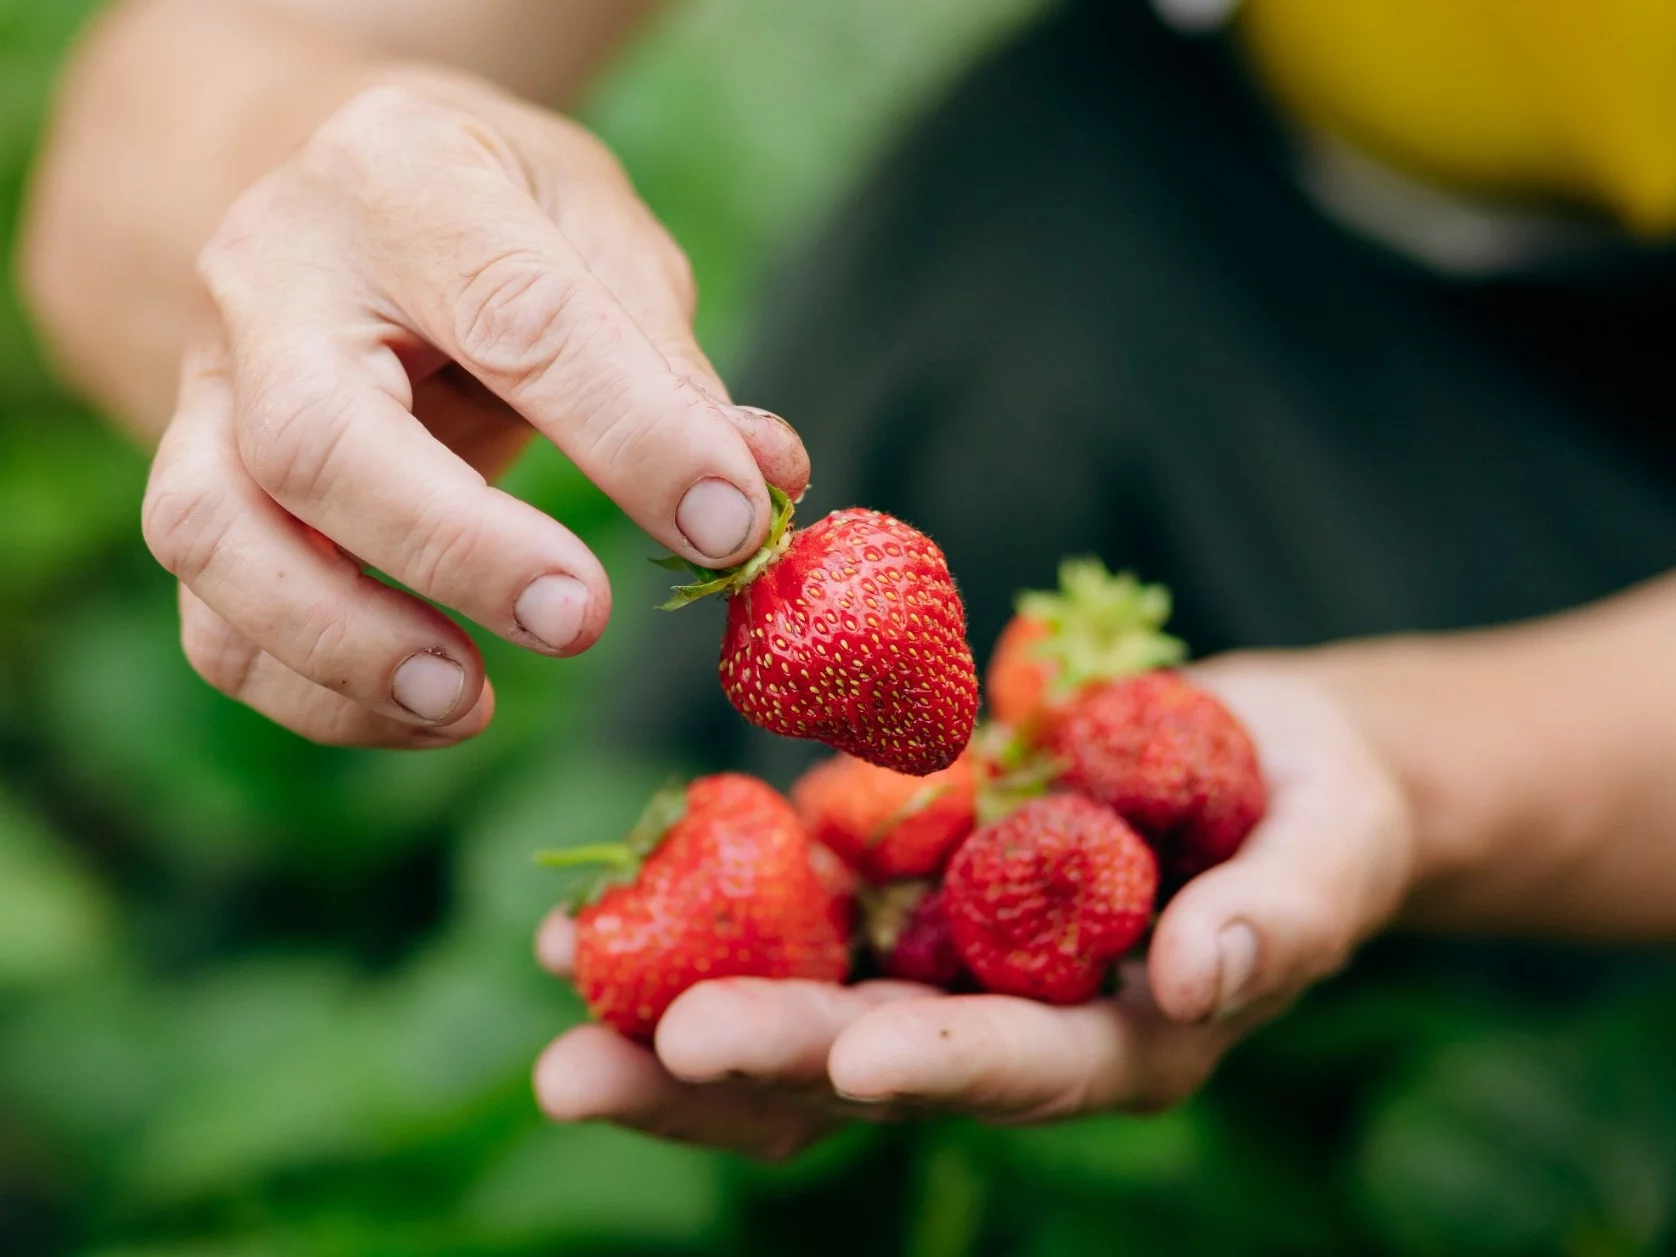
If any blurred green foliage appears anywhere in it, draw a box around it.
[3,2,1676,1255]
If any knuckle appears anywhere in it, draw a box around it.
[196,184,281,310]
[311,84,434,172]
[238,369,357,503]
[141,475,224,584]
[568,370,700,480]
[405,493,487,594]
[289,599,357,691]
[554,117,630,184]
[659,232,699,318]
[179,607,259,699]
[452,251,586,388]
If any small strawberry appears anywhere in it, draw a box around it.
[791,751,977,884]
[538,773,849,1042]
[986,559,1185,735]
[1046,671,1265,880]
[806,838,858,939]
[944,793,1158,1004]
[861,880,966,988]
[660,490,978,776]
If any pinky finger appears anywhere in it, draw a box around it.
[177,585,494,748]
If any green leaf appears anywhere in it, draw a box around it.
[0,784,112,987]
[459,1122,728,1245]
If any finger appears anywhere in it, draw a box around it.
[535,907,576,977]
[549,182,810,500]
[534,1024,835,1160]
[146,359,491,727]
[827,992,1243,1123]
[655,978,935,1087]
[212,327,612,659]
[1148,674,1413,1024]
[356,144,775,566]
[177,586,494,747]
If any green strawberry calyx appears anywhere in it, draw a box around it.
[973,752,1065,827]
[1019,558,1187,699]
[534,780,688,910]
[967,722,1065,825]
[654,485,797,610]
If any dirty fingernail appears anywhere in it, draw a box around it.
[392,651,465,723]
[516,573,589,653]
[677,477,755,560]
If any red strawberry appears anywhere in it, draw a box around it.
[986,616,1053,732]
[806,838,858,939]
[791,750,977,884]
[945,793,1157,1004]
[662,491,978,776]
[863,881,965,988]
[539,773,849,1042]
[1046,671,1265,880]
[986,560,1184,735]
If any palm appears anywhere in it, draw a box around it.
[533,656,1414,1157]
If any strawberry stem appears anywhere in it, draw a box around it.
[1017,559,1187,698]
[656,485,797,610]
[533,843,639,870]
[532,780,689,910]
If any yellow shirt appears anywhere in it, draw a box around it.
[1235,0,1676,238]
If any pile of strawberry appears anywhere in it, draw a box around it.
[541,496,1266,1042]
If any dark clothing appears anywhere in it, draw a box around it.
[619,0,1676,791]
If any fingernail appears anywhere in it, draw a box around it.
[736,406,798,440]
[677,478,755,560]
[392,651,465,723]
[516,574,589,653]
[1213,922,1259,1020]
[834,1089,891,1105]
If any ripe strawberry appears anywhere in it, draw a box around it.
[538,773,849,1042]
[944,793,1157,1004]
[806,838,858,939]
[986,560,1184,735]
[1046,671,1265,881]
[791,751,977,884]
[661,490,978,776]
[863,880,965,988]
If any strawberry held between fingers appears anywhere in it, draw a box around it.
[944,793,1158,1004]
[661,490,978,776]
[538,773,850,1043]
[1047,671,1266,881]
[791,750,977,883]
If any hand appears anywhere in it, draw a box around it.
[141,72,807,747]
[530,655,1418,1157]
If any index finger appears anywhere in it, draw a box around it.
[370,161,774,567]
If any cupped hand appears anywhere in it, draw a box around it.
[142,72,806,747]
[530,655,1417,1158]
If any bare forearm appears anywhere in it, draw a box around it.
[18,0,653,437]
[1307,572,1676,939]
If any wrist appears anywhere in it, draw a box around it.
[1290,636,1534,929]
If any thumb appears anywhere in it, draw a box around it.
[1145,699,1413,1024]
